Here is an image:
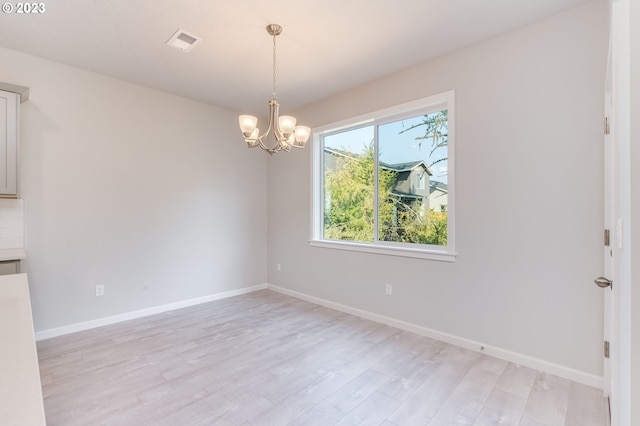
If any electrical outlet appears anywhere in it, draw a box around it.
[95,284,104,296]
[277,263,281,272]
[385,284,392,296]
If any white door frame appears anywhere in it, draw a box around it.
[607,0,632,425]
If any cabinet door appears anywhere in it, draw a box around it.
[0,90,18,196]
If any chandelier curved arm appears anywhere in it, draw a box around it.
[244,99,295,154]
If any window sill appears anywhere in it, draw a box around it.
[309,239,456,262]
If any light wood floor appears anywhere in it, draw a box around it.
[37,290,605,426]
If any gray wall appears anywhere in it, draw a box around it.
[268,1,608,377]
[0,47,268,331]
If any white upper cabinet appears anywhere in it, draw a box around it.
[0,90,18,196]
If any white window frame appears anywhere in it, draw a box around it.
[310,90,456,262]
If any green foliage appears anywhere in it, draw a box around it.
[377,183,448,246]
[324,143,447,246]
[391,209,448,246]
[323,145,376,242]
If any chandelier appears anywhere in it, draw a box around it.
[239,24,310,155]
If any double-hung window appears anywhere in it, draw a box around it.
[311,90,455,261]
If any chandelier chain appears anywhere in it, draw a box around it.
[272,31,277,100]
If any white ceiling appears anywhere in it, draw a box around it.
[0,0,593,114]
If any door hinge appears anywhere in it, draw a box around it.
[605,117,610,135]
[604,229,611,246]
[604,340,610,358]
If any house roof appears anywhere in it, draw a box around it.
[430,181,448,194]
[324,148,434,176]
[324,147,357,160]
[380,160,432,175]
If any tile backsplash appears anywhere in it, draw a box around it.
[0,199,24,250]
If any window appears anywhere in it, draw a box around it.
[417,172,427,191]
[311,91,455,261]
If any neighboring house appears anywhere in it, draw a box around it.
[380,160,431,217]
[429,181,448,212]
[323,147,354,174]
[324,148,447,215]
[381,161,450,215]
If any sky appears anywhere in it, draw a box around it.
[323,111,449,183]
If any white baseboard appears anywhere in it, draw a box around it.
[34,284,268,341]
[267,284,604,390]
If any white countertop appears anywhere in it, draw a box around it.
[0,273,46,425]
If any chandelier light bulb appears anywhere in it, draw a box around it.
[278,115,296,137]
[294,126,311,144]
[239,115,258,136]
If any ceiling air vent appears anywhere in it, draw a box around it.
[166,29,202,52]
